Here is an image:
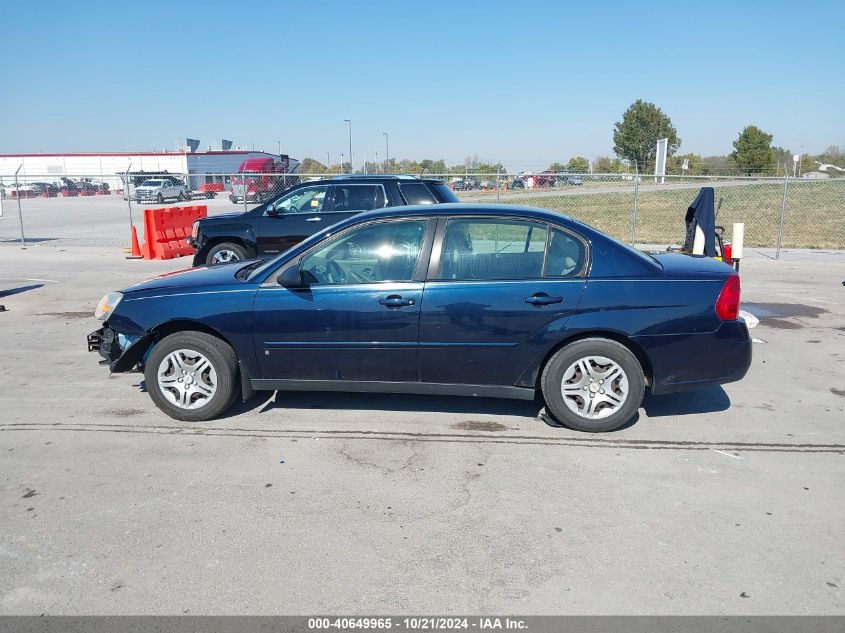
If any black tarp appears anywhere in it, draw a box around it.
[682,187,717,256]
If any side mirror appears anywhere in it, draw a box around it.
[265,203,279,215]
[277,264,304,288]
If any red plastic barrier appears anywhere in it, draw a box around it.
[140,205,207,260]
[199,182,225,193]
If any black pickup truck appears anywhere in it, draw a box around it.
[188,175,458,266]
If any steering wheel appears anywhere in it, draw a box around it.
[326,260,348,284]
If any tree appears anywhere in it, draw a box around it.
[730,125,774,175]
[612,100,680,172]
[548,162,566,172]
[567,156,590,172]
[667,153,702,175]
[299,157,327,174]
[593,156,624,173]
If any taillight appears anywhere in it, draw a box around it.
[715,274,741,320]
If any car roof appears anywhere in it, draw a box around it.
[351,203,572,224]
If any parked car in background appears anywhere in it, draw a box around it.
[89,203,751,431]
[31,182,59,196]
[556,174,584,186]
[451,178,482,191]
[507,177,525,189]
[230,156,300,205]
[135,177,190,203]
[5,182,40,197]
[189,175,458,266]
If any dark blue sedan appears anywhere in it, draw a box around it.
[88,204,751,432]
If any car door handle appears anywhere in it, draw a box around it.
[524,293,563,306]
[379,295,416,308]
[305,216,322,222]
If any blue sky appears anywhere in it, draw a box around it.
[1,0,842,169]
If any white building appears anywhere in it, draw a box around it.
[0,150,297,190]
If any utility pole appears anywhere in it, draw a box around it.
[345,120,352,173]
[383,132,389,173]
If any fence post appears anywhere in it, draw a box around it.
[776,175,789,259]
[125,162,134,238]
[630,177,639,246]
[14,164,25,246]
[496,164,501,204]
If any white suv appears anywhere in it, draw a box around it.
[134,178,189,203]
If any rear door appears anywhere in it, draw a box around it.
[418,217,588,386]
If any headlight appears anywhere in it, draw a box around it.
[95,291,123,321]
[191,220,200,240]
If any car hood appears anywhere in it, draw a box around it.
[199,211,250,223]
[123,261,258,293]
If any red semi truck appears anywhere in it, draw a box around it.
[230,156,300,204]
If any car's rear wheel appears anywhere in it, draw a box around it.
[145,332,239,422]
[206,242,247,266]
[541,338,644,432]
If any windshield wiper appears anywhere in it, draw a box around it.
[235,261,263,280]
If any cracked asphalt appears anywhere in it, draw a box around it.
[0,245,843,614]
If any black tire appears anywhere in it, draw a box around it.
[541,338,644,433]
[205,242,248,266]
[144,331,239,422]
[156,193,164,203]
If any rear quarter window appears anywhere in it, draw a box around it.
[399,182,437,205]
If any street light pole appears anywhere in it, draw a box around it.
[383,132,389,173]
[344,119,352,174]
[277,140,281,157]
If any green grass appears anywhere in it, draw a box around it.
[493,181,845,249]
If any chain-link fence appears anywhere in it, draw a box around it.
[1,172,843,255]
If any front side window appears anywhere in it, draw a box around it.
[330,185,385,212]
[274,186,328,214]
[300,220,427,285]
[437,218,548,280]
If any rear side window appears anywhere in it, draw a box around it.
[437,218,548,280]
[330,185,386,212]
[545,227,586,277]
[399,182,437,205]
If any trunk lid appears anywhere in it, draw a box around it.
[650,252,735,279]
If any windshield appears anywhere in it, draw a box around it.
[141,180,163,187]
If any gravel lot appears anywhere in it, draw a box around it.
[0,245,843,615]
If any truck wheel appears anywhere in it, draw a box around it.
[207,242,247,265]
[144,331,239,422]
[541,338,645,433]
[156,193,164,204]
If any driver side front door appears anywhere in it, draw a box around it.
[253,218,435,382]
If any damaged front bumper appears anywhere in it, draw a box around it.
[88,326,152,372]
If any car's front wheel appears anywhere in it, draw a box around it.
[206,242,247,266]
[145,332,239,422]
[541,338,644,432]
